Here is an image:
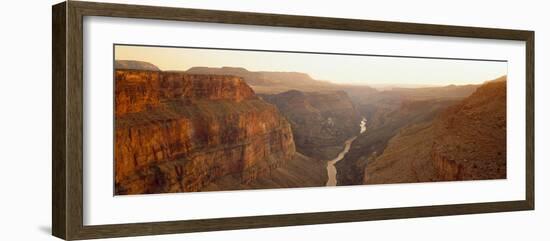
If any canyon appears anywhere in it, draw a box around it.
[361,76,507,184]
[115,62,319,194]
[260,90,361,160]
[114,59,507,194]
[335,98,459,185]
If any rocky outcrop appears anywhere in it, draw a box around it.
[115,67,297,194]
[363,76,507,184]
[115,70,161,116]
[260,90,361,160]
[114,70,257,115]
[158,72,256,102]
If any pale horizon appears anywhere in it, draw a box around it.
[115,45,507,87]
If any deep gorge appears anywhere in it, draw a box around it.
[114,60,508,194]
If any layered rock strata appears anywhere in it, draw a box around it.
[115,68,296,194]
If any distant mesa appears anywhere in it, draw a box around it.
[221,66,249,71]
[185,66,382,97]
[115,60,160,71]
[115,62,379,95]
[186,66,324,91]
[186,66,251,79]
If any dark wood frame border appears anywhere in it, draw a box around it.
[52,1,535,240]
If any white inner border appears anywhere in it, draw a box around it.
[83,16,526,225]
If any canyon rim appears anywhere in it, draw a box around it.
[113,45,508,195]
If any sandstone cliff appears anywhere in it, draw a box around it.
[115,66,299,194]
[363,76,507,184]
[260,90,361,160]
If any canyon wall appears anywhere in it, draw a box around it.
[335,83,479,185]
[115,70,161,116]
[336,98,457,185]
[363,77,507,184]
[430,77,507,181]
[115,68,297,194]
[261,90,361,160]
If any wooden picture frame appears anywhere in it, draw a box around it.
[52,1,534,240]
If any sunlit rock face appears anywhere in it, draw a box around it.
[114,68,295,194]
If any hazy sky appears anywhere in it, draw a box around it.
[115,45,507,86]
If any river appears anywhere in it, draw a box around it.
[360,117,367,134]
[325,117,367,186]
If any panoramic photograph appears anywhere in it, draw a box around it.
[113,44,507,195]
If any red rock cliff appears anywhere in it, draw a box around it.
[115,70,161,116]
[114,69,296,194]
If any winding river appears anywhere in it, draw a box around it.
[326,118,367,186]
